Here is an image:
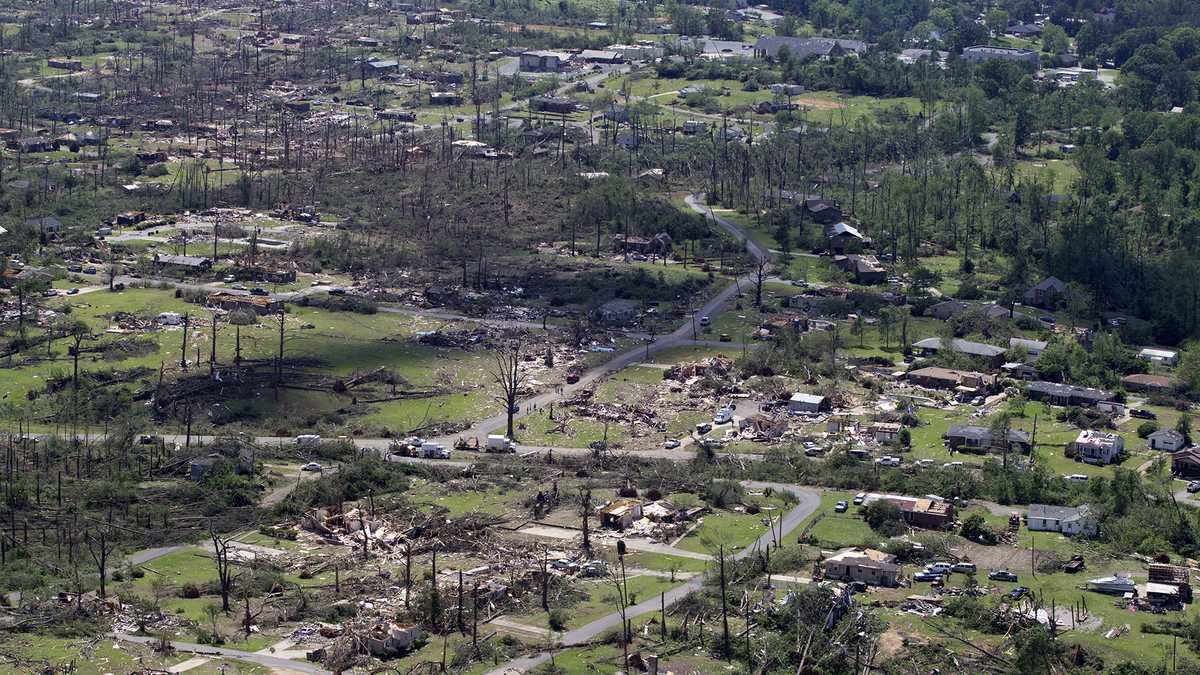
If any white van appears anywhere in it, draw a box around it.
[295,434,321,447]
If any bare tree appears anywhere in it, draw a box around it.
[489,338,528,440]
[754,258,768,308]
[209,525,236,612]
[84,522,119,599]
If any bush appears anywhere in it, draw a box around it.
[548,608,568,632]
[864,500,906,536]
[644,488,662,501]
[180,583,201,599]
[1138,422,1159,438]
[704,480,744,508]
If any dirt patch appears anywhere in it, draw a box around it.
[956,540,1059,573]
[877,624,914,659]
[792,96,845,110]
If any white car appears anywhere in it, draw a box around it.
[1066,473,1089,483]
[699,315,711,327]
[301,462,323,472]
[664,439,681,449]
[943,461,965,468]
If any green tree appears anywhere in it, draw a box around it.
[984,9,1009,37]
[1041,23,1069,54]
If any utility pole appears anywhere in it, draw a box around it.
[179,313,190,370]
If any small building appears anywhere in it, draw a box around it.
[614,233,672,255]
[47,57,84,71]
[1025,381,1114,408]
[832,254,886,284]
[946,425,1032,454]
[927,300,971,320]
[1002,362,1040,380]
[788,392,828,413]
[153,254,213,272]
[429,91,463,105]
[1009,337,1047,358]
[1071,430,1124,465]
[911,337,1007,367]
[824,221,865,253]
[803,198,842,224]
[1027,503,1097,537]
[1149,429,1187,452]
[752,36,867,61]
[25,215,64,233]
[593,299,639,324]
[1024,276,1067,308]
[519,50,570,72]
[1172,447,1200,478]
[869,422,902,443]
[681,119,706,135]
[823,548,899,587]
[1121,373,1176,393]
[598,498,643,529]
[1138,348,1179,367]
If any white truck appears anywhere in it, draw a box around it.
[485,435,516,453]
[294,434,322,447]
[421,443,450,459]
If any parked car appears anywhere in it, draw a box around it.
[67,288,79,295]
[664,439,681,449]
[250,287,269,296]
[718,333,732,342]
[834,500,848,513]
[699,315,711,327]
[925,562,953,574]
[952,562,977,574]
[294,434,322,447]
[1065,473,1089,483]
[84,266,97,274]
[1188,481,1200,494]
[1008,586,1030,599]
[223,275,237,283]
[853,492,866,505]
[988,570,1019,582]
[695,422,712,435]
[913,571,943,582]
[943,461,965,468]
[1131,409,1157,420]
[301,462,323,472]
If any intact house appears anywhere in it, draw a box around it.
[1149,429,1187,452]
[1027,503,1098,537]
[1024,276,1067,309]
[1009,337,1047,358]
[1071,430,1124,465]
[860,493,956,529]
[945,425,1032,454]
[823,548,900,587]
[1172,447,1200,478]
[1138,348,1179,367]
[824,221,866,253]
[911,337,1007,368]
[519,50,570,72]
[962,45,1040,66]
[1025,381,1115,408]
[832,254,886,284]
[598,498,643,529]
[788,392,829,413]
[1121,373,1177,394]
[25,215,64,235]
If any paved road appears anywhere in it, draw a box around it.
[427,192,772,447]
[114,633,330,674]
[484,482,820,674]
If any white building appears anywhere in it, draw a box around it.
[1139,348,1179,366]
[1072,430,1124,465]
[788,392,827,413]
[1028,503,1097,537]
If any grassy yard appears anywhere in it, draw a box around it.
[513,574,682,631]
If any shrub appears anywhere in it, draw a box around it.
[179,583,201,599]
[1138,422,1159,438]
[548,608,568,632]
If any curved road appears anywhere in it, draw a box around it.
[485,482,819,675]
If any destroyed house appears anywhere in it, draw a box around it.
[531,96,578,114]
[614,232,672,255]
[906,366,996,393]
[598,498,642,529]
[1072,430,1124,465]
[1025,381,1114,407]
[861,493,955,529]
[802,197,842,224]
[206,292,281,315]
[1173,447,1200,478]
[832,254,886,284]
[738,414,787,438]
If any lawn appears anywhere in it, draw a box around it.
[676,507,776,554]
[405,478,534,517]
[513,573,682,631]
